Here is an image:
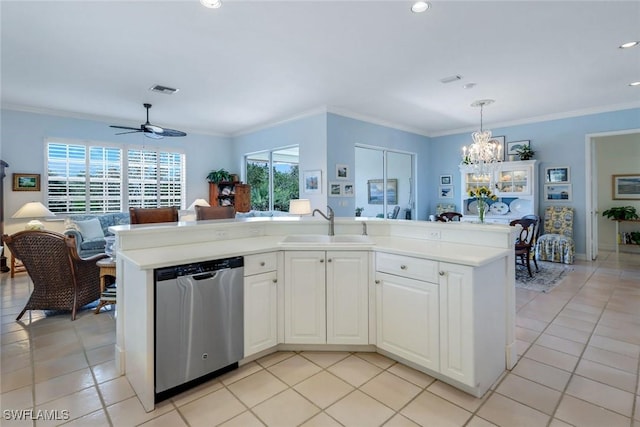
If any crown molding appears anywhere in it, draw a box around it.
[326,106,430,137]
[231,106,329,137]
[431,101,640,138]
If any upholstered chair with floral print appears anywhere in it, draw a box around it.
[535,206,575,264]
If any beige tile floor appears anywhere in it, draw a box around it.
[1,251,639,426]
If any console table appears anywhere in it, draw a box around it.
[614,219,640,253]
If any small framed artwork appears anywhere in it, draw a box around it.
[490,136,506,160]
[329,182,342,197]
[440,175,452,185]
[367,179,397,204]
[545,167,570,183]
[507,140,531,159]
[303,170,322,194]
[336,164,350,180]
[439,185,454,199]
[13,173,41,191]
[343,183,354,197]
[544,184,572,201]
[612,174,640,200]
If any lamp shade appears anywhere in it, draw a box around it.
[12,202,55,219]
[289,199,311,215]
[12,201,55,230]
[187,198,211,210]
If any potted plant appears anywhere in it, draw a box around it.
[602,206,639,220]
[516,145,535,160]
[355,207,364,217]
[206,168,231,183]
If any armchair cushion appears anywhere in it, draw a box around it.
[64,212,129,257]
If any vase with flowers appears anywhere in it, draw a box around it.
[468,186,498,223]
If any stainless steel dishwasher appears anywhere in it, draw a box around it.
[154,256,244,402]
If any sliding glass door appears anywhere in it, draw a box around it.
[245,146,299,212]
[355,146,415,219]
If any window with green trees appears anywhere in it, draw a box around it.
[245,146,299,212]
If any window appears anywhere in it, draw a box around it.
[47,140,185,213]
[245,146,299,211]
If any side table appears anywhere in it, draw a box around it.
[95,257,116,314]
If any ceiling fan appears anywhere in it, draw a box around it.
[110,103,187,139]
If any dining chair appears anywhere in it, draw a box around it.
[509,217,539,277]
[436,212,463,222]
[129,206,179,224]
[195,205,236,220]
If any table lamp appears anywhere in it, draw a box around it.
[187,198,210,210]
[12,201,55,230]
[289,199,311,216]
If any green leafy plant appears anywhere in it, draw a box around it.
[602,206,639,220]
[630,231,640,245]
[516,145,535,160]
[206,168,231,183]
[355,207,364,216]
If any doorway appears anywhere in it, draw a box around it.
[585,129,640,260]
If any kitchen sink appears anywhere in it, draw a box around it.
[279,234,374,245]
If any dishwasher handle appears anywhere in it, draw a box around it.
[193,272,214,281]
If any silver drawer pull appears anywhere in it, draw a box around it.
[439,271,445,276]
[260,261,265,266]
[320,259,324,263]
[327,258,332,263]
[272,279,278,283]
[375,279,380,284]
[400,265,407,270]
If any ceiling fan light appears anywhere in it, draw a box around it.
[411,1,430,13]
[630,81,640,86]
[619,41,639,49]
[200,0,222,9]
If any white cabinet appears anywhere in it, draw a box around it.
[244,253,278,357]
[459,160,538,224]
[375,252,507,397]
[376,272,440,371]
[284,251,368,345]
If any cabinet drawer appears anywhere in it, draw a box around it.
[376,252,438,283]
[244,252,278,276]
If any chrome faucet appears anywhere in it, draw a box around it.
[362,222,368,236]
[312,205,335,236]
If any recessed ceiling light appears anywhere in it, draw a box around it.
[630,81,640,86]
[619,41,639,49]
[411,1,430,13]
[200,0,222,9]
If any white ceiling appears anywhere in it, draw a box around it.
[2,0,639,137]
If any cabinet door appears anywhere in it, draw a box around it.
[495,164,532,196]
[244,271,277,357]
[326,251,368,345]
[375,272,439,371]
[438,262,474,387]
[284,251,326,344]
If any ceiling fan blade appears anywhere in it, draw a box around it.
[159,128,187,137]
[115,130,142,135]
[110,125,142,131]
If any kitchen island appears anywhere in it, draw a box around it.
[110,217,516,412]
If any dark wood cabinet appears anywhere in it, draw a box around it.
[209,182,251,213]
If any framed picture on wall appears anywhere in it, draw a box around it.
[303,170,322,194]
[343,183,354,197]
[544,184,572,201]
[439,185,454,199]
[545,167,570,183]
[367,179,397,204]
[612,174,640,200]
[329,182,342,196]
[336,164,350,180]
[13,173,40,191]
[440,175,452,185]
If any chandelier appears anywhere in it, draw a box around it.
[462,99,502,179]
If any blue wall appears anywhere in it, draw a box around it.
[327,113,430,218]
[0,109,231,220]
[429,108,640,256]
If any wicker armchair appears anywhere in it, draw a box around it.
[2,230,108,321]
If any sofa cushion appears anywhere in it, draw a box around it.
[79,238,108,252]
[75,218,105,240]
